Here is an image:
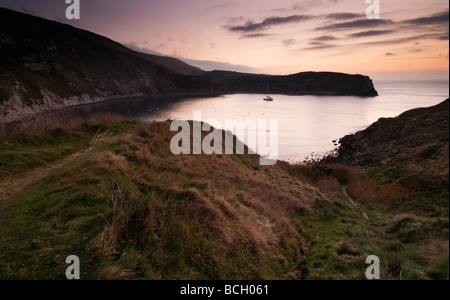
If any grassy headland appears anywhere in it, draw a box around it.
[1,118,316,279]
[1,100,448,280]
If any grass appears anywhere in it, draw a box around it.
[0,112,126,179]
[0,116,448,280]
[1,111,126,139]
[0,121,318,280]
[286,162,448,280]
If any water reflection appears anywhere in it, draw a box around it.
[61,81,449,162]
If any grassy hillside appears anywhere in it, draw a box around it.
[0,118,318,279]
[0,109,447,280]
[335,99,449,197]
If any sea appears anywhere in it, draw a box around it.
[64,80,449,163]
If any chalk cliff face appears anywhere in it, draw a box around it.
[0,7,378,123]
[0,8,209,122]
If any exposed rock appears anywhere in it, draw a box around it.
[335,98,449,192]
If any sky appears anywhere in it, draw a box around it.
[1,0,449,80]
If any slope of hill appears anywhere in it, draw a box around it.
[0,7,378,123]
[137,53,205,76]
[0,119,321,279]
[0,7,215,122]
[0,110,448,280]
[335,99,449,194]
[206,71,378,96]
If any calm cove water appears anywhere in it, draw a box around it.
[67,81,449,162]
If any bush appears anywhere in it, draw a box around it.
[427,257,449,280]
[383,252,403,278]
[334,240,359,256]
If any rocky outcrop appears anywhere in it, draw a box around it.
[335,99,449,192]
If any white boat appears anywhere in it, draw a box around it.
[263,83,273,101]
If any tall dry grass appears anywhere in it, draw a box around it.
[287,163,412,208]
[334,240,359,256]
[0,111,125,139]
[88,122,312,276]
[95,184,132,254]
[383,252,404,278]
[348,178,410,208]
[420,238,449,263]
[316,177,343,197]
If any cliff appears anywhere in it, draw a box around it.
[0,7,378,123]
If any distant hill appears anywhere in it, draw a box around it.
[134,52,205,76]
[0,7,378,122]
[335,99,449,193]
[205,71,378,96]
[0,7,215,122]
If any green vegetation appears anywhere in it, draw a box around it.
[1,103,448,279]
[335,99,449,192]
[286,163,448,280]
[0,128,91,177]
[0,112,127,177]
[1,120,313,279]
